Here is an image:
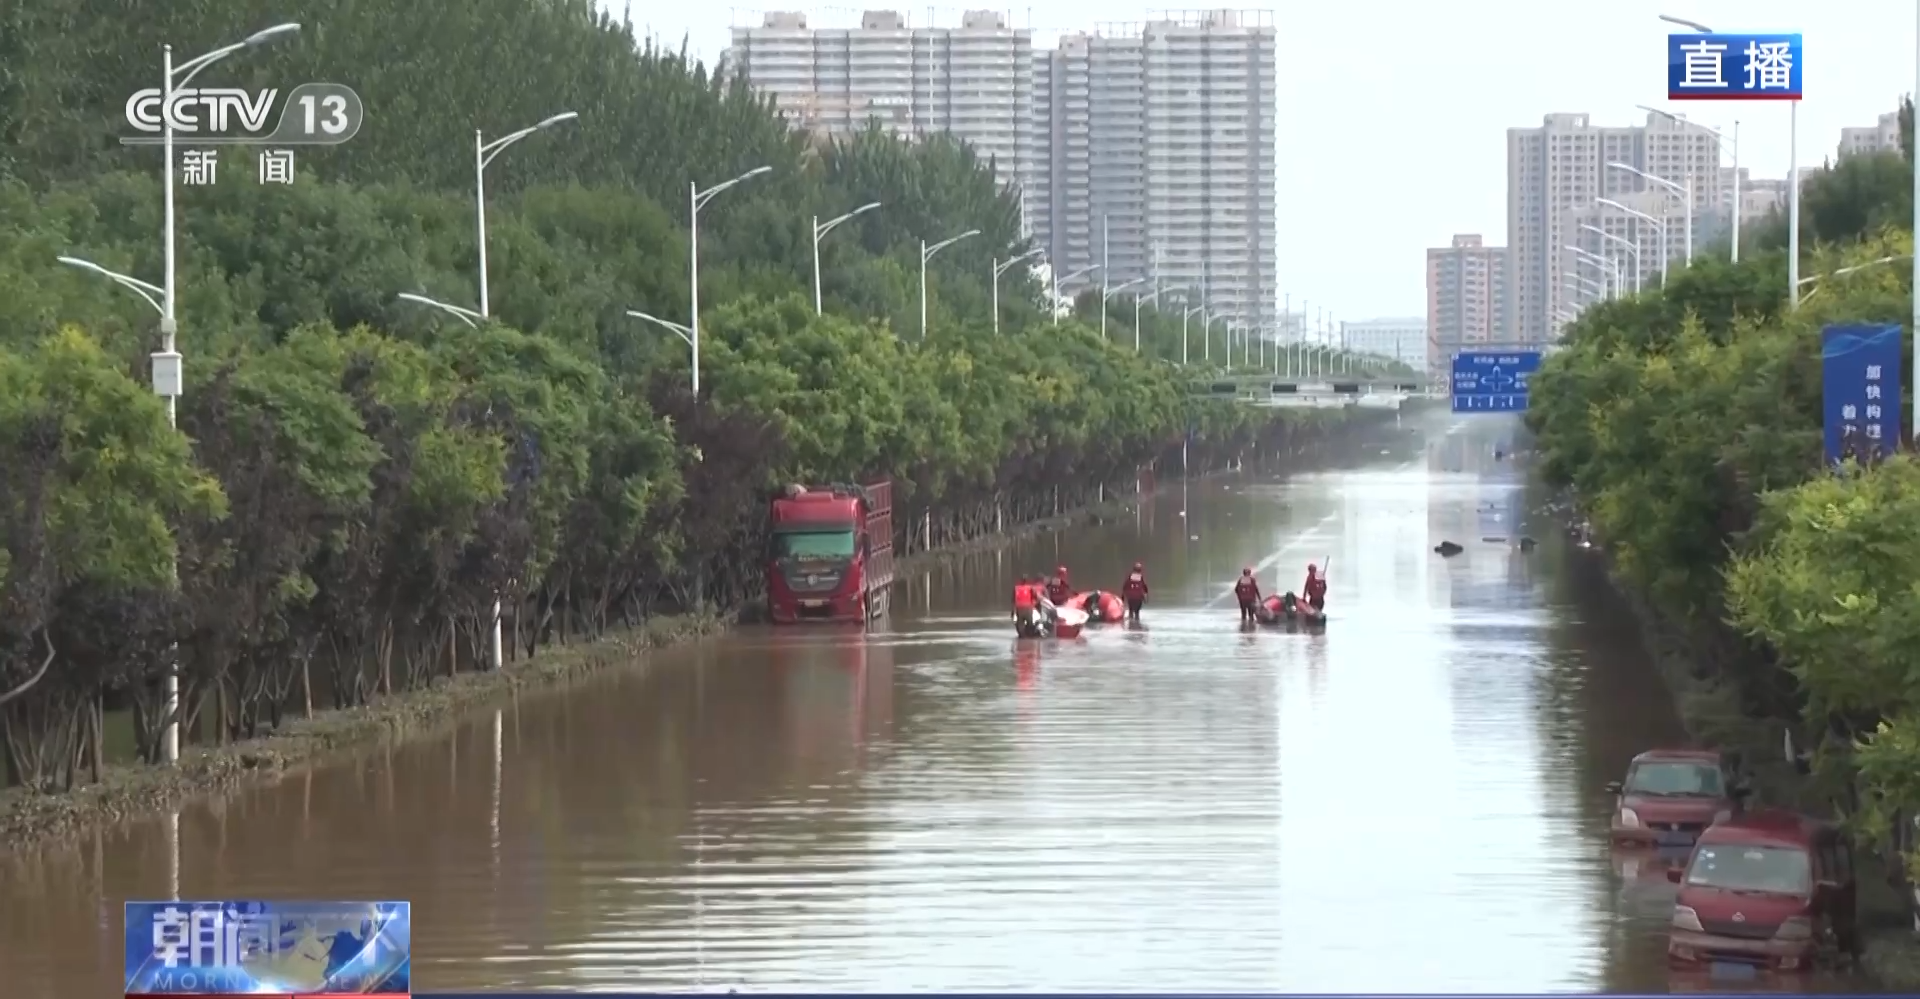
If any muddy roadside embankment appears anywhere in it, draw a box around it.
[0,409,1401,853]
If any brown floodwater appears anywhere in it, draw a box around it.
[0,407,1871,992]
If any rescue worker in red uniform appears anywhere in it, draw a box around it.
[1121,562,1149,621]
[1046,566,1074,605]
[1233,567,1262,623]
[1302,563,1327,612]
[1012,575,1041,635]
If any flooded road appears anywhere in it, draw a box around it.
[4,406,1836,992]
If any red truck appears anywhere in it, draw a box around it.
[765,480,895,624]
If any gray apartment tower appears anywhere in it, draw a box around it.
[725,9,1278,329]
[725,10,1033,183]
[1031,11,1277,328]
[1426,234,1509,377]
[1506,112,1724,343]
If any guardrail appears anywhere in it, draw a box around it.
[1190,380,1423,397]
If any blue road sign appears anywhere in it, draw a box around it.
[1821,323,1901,467]
[1668,33,1802,101]
[1451,350,1541,413]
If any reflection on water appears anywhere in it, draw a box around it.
[0,408,1871,992]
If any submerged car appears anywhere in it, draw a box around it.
[1666,810,1860,973]
[1608,749,1746,846]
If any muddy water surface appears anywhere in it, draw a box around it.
[3,408,1864,992]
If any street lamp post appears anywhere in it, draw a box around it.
[1568,246,1620,298]
[812,201,882,314]
[690,166,772,394]
[991,248,1043,333]
[1102,278,1144,340]
[1053,264,1100,326]
[476,112,577,322]
[472,110,576,674]
[145,19,297,764]
[1607,162,1691,267]
[1133,287,1164,351]
[1581,224,1643,293]
[1638,105,1738,262]
[919,229,980,339]
[1181,301,1206,366]
[1598,197,1670,279]
[1659,13,1796,300]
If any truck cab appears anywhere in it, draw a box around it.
[766,482,893,623]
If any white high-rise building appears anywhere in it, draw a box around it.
[1340,318,1427,370]
[725,10,1033,183]
[1033,11,1277,327]
[725,9,1277,330]
[1507,112,1724,342]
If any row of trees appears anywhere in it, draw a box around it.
[1526,106,1920,881]
[0,0,1379,791]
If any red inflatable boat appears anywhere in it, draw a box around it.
[1257,593,1326,626]
[1063,590,1126,623]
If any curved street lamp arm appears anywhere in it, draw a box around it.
[817,201,883,239]
[1796,255,1910,288]
[1607,161,1686,197]
[1580,224,1641,256]
[694,166,772,210]
[922,229,981,260]
[1566,247,1618,276]
[57,255,166,315]
[175,23,300,88]
[994,248,1044,277]
[481,111,578,168]
[1637,104,1725,141]
[1658,14,1715,32]
[1597,198,1666,228]
[1103,278,1146,300]
[397,292,482,327]
[626,309,695,346]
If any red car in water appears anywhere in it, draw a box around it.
[1608,749,1746,847]
[1666,810,1860,973]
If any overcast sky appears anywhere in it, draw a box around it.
[617,0,1913,322]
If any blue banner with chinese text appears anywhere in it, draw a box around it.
[1821,324,1901,466]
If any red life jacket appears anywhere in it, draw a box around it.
[1234,576,1259,600]
[1047,579,1073,603]
[1013,584,1037,610]
[1122,572,1148,599]
[1304,575,1327,600]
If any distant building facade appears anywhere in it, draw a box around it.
[725,10,1033,182]
[1340,318,1427,370]
[1839,111,1903,158]
[1031,11,1277,327]
[725,9,1277,328]
[1426,234,1508,375]
[1506,112,1724,342]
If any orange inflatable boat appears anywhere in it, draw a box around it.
[1063,589,1126,623]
